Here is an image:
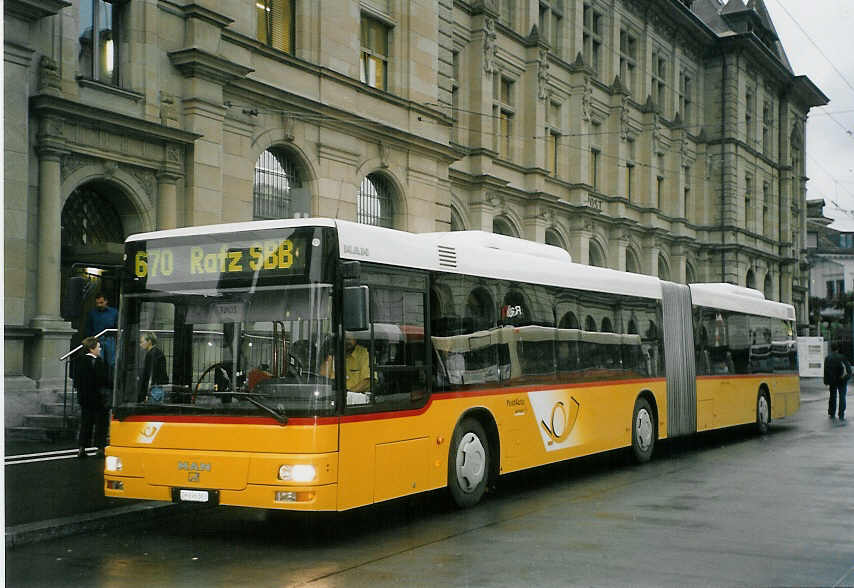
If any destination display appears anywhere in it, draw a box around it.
[126,230,314,290]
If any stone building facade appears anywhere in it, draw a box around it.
[3,0,826,425]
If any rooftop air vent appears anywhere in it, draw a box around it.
[438,245,457,268]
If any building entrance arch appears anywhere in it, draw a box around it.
[60,179,133,341]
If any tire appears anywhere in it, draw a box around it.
[631,397,656,463]
[448,418,489,508]
[756,391,770,435]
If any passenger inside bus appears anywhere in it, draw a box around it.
[320,334,371,403]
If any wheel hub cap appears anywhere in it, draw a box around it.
[636,409,653,451]
[456,432,486,493]
[759,396,769,424]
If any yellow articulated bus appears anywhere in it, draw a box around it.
[104,219,799,510]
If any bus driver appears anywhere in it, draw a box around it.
[321,334,371,396]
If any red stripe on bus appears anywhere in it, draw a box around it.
[120,414,339,426]
[341,377,666,423]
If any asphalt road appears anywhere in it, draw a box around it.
[6,380,854,587]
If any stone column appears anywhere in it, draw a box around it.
[31,143,75,387]
[156,170,180,230]
[671,244,688,284]
[608,229,629,272]
[568,218,593,265]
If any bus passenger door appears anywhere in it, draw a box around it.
[337,267,434,510]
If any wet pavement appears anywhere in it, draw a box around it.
[5,436,182,547]
[3,378,833,548]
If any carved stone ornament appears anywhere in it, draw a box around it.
[651,113,661,153]
[620,95,630,141]
[582,78,592,122]
[487,191,503,209]
[38,56,61,96]
[538,49,550,101]
[61,153,96,184]
[680,134,692,166]
[379,142,390,168]
[45,117,63,138]
[483,18,497,74]
[129,167,156,198]
[166,144,181,164]
[103,160,118,178]
[283,113,295,142]
[540,207,554,223]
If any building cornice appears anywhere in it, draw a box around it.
[168,48,254,85]
[4,0,69,22]
[29,94,202,145]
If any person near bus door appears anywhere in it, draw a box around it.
[85,293,118,375]
[75,337,111,457]
[823,341,849,421]
[139,332,168,402]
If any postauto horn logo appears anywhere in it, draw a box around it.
[527,390,580,451]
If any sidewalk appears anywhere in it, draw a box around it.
[4,435,186,548]
[2,377,832,547]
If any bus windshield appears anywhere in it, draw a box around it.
[115,285,335,419]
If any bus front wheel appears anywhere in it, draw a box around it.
[631,397,656,463]
[756,391,770,435]
[448,418,489,508]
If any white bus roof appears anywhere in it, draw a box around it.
[333,220,664,300]
[689,283,795,321]
[126,218,795,320]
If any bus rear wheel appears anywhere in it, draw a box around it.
[631,397,656,463]
[448,418,489,508]
[756,391,770,435]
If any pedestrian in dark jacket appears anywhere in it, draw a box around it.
[139,332,168,402]
[75,337,111,457]
[823,341,849,421]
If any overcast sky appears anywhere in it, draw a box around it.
[763,0,854,229]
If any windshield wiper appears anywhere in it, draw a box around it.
[210,391,288,425]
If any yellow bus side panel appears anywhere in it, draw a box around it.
[336,380,667,510]
[696,374,800,432]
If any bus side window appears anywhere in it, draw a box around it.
[360,266,428,409]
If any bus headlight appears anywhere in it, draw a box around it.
[278,464,316,482]
[105,456,123,472]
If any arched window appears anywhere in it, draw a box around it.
[626,248,640,274]
[559,311,579,329]
[764,273,773,299]
[746,269,756,290]
[658,254,671,281]
[588,240,606,268]
[686,262,696,284]
[450,207,465,231]
[585,315,597,331]
[62,182,125,249]
[545,228,564,249]
[253,148,305,219]
[358,173,395,227]
[601,317,613,332]
[492,216,517,237]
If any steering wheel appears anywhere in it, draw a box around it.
[193,362,232,400]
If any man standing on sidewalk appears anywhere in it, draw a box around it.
[823,341,849,421]
[76,337,111,457]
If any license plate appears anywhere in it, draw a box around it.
[179,489,209,503]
